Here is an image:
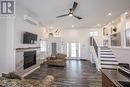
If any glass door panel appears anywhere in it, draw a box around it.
[67,43,81,58]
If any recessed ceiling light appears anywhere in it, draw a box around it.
[125,12,128,15]
[72,25,74,28]
[108,13,112,16]
[97,24,100,26]
[69,14,73,17]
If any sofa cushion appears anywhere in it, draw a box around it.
[55,53,67,59]
[47,56,56,60]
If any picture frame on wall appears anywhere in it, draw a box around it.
[125,29,130,47]
[111,26,117,34]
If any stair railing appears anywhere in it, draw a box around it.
[90,37,98,57]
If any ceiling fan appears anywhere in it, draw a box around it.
[56,2,82,20]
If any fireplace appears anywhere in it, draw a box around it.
[24,50,36,69]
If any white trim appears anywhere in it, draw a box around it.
[101,58,116,61]
[101,55,115,57]
[101,65,118,69]
[101,61,118,64]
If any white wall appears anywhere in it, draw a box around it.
[0,18,15,73]
[14,3,47,65]
[0,3,46,74]
[111,48,130,65]
[61,28,102,60]
[110,14,130,65]
[14,4,43,48]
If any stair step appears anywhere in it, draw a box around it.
[100,53,114,55]
[101,54,115,57]
[101,60,118,62]
[100,48,111,50]
[100,49,110,51]
[100,50,110,51]
[101,65,118,69]
[101,61,118,65]
[102,67,117,70]
[100,51,112,52]
[101,56,115,58]
[100,56,115,58]
[101,63,118,66]
[100,58,116,61]
[100,51,113,54]
[100,48,110,50]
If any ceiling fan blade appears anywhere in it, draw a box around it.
[56,14,69,18]
[72,2,78,11]
[73,15,82,19]
[55,29,58,33]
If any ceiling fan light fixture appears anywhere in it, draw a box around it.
[69,14,73,17]
[56,2,82,19]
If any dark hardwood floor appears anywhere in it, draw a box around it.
[25,60,102,87]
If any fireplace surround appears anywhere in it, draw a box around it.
[15,47,46,77]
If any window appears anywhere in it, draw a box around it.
[90,31,98,36]
[40,40,46,52]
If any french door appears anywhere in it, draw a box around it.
[67,43,81,58]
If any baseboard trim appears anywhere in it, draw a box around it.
[21,66,40,78]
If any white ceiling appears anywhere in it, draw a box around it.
[16,0,130,29]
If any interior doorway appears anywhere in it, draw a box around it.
[52,43,57,55]
[67,43,81,59]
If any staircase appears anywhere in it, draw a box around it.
[99,47,119,69]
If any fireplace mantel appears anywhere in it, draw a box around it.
[16,47,40,51]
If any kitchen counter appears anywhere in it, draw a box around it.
[101,69,130,87]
